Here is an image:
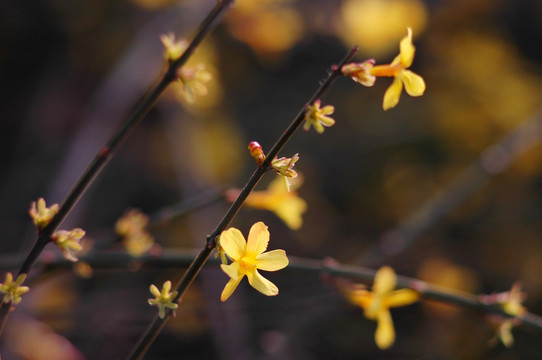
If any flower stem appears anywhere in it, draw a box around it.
[123,48,358,360]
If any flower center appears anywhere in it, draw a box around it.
[239,256,258,274]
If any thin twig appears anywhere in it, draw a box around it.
[359,108,542,266]
[9,250,542,335]
[0,0,236,338]
[123,47,358,360]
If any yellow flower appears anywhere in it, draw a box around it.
[342,28,425,110]
[271,153,299,192]
[51,228,85,262]
[499,282,526,317]
[370,27,425,110]
[219,222,289,301]
[177,64,213,103]
[227,176,307,230]
[160,33,187,62]
[346,266,420,349]
[0,273,30,305]
[29,198,59,231]
[303,100,336,134]
[148,280,179,319]
[487,282,527,347]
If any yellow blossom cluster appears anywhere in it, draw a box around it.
[486,282,527,347]
[29,198,86,262]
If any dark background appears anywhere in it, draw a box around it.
[1,0,542,358]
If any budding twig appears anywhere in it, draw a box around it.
[0,0,235,338]
[123,47,358,360]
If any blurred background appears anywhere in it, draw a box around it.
[2,0,542,358]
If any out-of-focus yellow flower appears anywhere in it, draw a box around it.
[492,319,515,348]
[148,280,179,319]
[219,222,289,301]
[226,0,304,55]
[176,64,212,104]
[160,33,187,62]
[73,262,93,279]
[485,282,527,347]
[125,232,155,257]
[499,282,526,317]
[339,0,428,56]
[343,28,425,110]
[115,209,149,236]
[115,209,155,257]
[160,33,213,104]
[304,100,336,134]
[227,176,307,230]
[51,228,85,262]
[187,117,243,183]
[345,266,420,349]
[271,153,299,192]
[0,273,29,305]
[29,198,59,231]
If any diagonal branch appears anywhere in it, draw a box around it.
[123,47,358,360]
[0,0,236,338]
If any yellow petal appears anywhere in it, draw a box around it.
[246,221,270,256]
[347,289,373,309]
[162,280,172,295]
[498,320,515,348]
[246,269,279,296]
[274,197,307,230]
[150,284,161,297]
[373,266,397,295]
[385,289,420,308]
[383,78,403,110]
[221,277,243,302]
[220,228,246,260]
[268,175,290,193]
[399,27,415,68]
[321,105,335,115]
[375,309,395,349]
[401,70,425,96]
[318,115,336,127]
[221,261,242,280]
[256,249,289,271]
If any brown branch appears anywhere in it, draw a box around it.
[123,47,358,360]
[0,0,234,338]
